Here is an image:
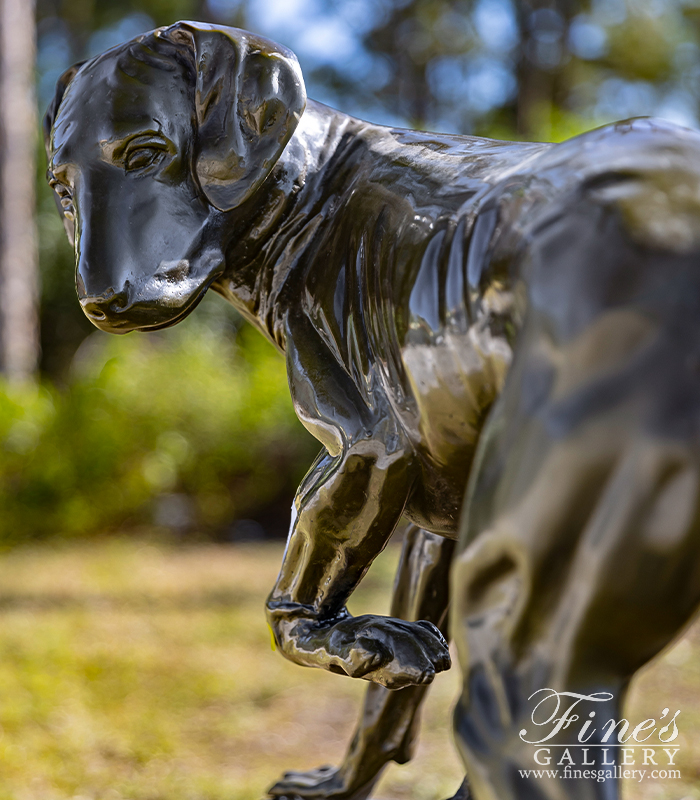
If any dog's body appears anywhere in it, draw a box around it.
[214,100,548,535]
[45,22,700,800]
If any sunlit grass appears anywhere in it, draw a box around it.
[0,539,696,800]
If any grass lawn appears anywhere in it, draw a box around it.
[0,539,696,800]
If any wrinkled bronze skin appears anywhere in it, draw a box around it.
[44,21,700,800]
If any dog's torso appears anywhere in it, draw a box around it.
[212,104,700,535]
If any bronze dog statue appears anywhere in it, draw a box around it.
[44,21,700,800]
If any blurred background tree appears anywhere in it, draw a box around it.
[0,0,40,382]
[2,0,699,544]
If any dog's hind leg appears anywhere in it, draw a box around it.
[451,364,700,798]
[450,192,700,799]
[267,525,455,800]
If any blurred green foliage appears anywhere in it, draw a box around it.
[0,300,318,544]
[16,0,700,541]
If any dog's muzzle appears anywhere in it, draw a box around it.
[79,281,215,334]
[77,250,225,334]
[80,290,128,323]
[79,291,206,333]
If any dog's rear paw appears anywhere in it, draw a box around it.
[267,764,375,800]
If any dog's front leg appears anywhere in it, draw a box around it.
[268,526,456,800]
[266,442,450,689]
[265,315,451,690]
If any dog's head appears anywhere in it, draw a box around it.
[44,21,306,333]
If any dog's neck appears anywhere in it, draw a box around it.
[212,99,360,348]
[211,99,542,351]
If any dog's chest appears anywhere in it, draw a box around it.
[303,194,518,466]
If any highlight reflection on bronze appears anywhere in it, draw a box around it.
[44,21,700,800]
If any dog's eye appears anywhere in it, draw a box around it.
[125,147,164,172]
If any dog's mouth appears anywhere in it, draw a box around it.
[82,285,209,334]
[132,282,212,332]
[80,260,225,334]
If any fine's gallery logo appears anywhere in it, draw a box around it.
[517,689,682,783]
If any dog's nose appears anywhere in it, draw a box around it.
[81,301,107,322]
[80,291,129,322]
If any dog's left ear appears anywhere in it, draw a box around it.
[43,62,86,247]
[42,61,86,160]
[156,21,306,212]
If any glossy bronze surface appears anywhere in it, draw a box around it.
[44,21,700,800]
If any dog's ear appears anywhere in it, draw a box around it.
[156,21,306,212]
[43,62,85,248]
[42,62,85,161]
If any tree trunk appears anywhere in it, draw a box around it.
[0,0,39,382]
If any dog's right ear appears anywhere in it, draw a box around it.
[156,21,306,212]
